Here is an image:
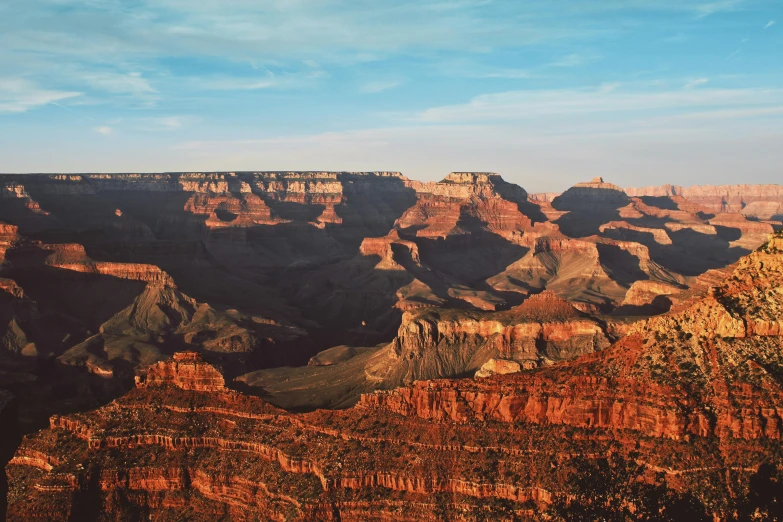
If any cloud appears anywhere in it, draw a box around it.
[549,53,601,67]
[138,116,191,131]
[693,0,746,17]
[764,20,775,29]
[169,113,783,193]
[80,71,157,96]
[360,80,402,93]
[476,69,538,79]
[95,126,113,135]
[202,70,326,91]
[0,78,81,113]
[684,78,709,89]
[414,84,783,123]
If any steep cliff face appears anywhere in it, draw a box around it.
[8,235,783,522]
[0,223,20,263]
[618,280,683,313]
[367,291,611,385]
[0,390,18,521]
[0,352,732,520]
[0,278,46,357]
[553,177,630,211]
[138,352,226,391]
[362,233,783,443]
[396,172,533,240]
[235,291,614,412]
[0,223,315,443]
[0,173,770,348]
[0,173,777,436]
[626,183,783,219]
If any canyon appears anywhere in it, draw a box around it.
[0,172,778,412]
[1,171,782,520]
[4,230,783,520]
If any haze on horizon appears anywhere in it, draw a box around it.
[1,0,781,192]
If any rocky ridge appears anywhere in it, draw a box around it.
[7,232,783,520]
[362,233,783,441]
[2,171,775,419]
[625,183,783,221]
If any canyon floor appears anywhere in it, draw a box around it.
[2,172,783,520]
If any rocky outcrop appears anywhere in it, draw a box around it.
[362,232,783,443]
[620,280,683,310]
[364,291,612,385]
[0,349,734,520]
[626,183,783,216]
[395,172,533,240]
[137,351,226,392]
[184,190,284,228]
[5,355,571,520]
[358,230,420,270]
[474,358,521,378]
[9,232,783,521]
[742,200,783,221]
[552,177,630,210]
[0,223,20,263]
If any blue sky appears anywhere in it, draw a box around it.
[0,0,781,191]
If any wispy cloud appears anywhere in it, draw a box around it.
[360,80,402,93]
[694,0,746,18]
[414,84,783,123]
[80,71,157,97]
[476,69,538,79]
[202,70,326,91]
[684,78,709,89]
[549,53,601,67]
[170,112,783,193]
[764,20,776,29]
[95,126,113,135]
[139,116,190,131]
[0,78,81,113]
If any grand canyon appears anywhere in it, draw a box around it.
[2,171,783,520]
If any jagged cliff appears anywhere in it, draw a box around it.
[626,183,783,220]
[7,232,783,520]
[366,291,611,383]
[0,172,775,432]
[1,172,770,325]
[362,233,783,441]
[235,291,616,411]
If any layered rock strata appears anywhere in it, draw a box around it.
[8,233,783,520]
[0,172,777,433]
[363,233,783,442]
[626,183,783,219]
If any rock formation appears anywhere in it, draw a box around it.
[0,172,776,431]
[137,351,226,391]
[6,232,783,520]
[364,232,783,441]
[474,358,521,378]
[626,183,783,220]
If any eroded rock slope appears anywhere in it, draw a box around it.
[6,232,783,521]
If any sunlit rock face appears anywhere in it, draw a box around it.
[0,173,776,432]
[6,232,783,521]
[626,183,783,218]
